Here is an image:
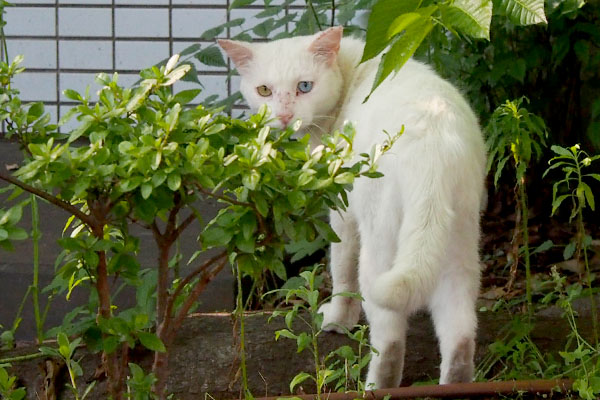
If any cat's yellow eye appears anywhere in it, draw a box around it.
[257,85,272,97]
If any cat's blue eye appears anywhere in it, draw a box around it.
[297,81,313,94]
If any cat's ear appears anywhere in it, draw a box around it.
[309,26,343,66]
[217,39,253,73]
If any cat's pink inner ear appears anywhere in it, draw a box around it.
[218,39,253,71]
[309,26,343,65]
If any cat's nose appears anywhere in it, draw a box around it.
[278,113,293,127]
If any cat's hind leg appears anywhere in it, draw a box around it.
[363,300,407,389]
[319,211,361,333]
[429,238,480,384]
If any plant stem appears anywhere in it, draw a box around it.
[236,264,250,399]
[519,176,532,318]
[0,170,93,227]
[0,352,44,364]
[306,0,323,32]
[578,211,599,347]
[31,195,44,344]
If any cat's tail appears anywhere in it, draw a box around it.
[370,174,455,312]
[368,123,479,312]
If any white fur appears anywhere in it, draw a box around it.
[220,28,486,389]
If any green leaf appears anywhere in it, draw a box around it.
[63,89,83,102]
[551,194,569,215]
[167,174,182,191]
[202,227,233,247]
[361,0,423,63]
[581,182,595,210]
[289,372,312,393]
[366,15,433,99]
[137,332,166,352]
[333,172,355,185]
[440,0,492,40]
[531,239,553,255]
[195,46,227,67]
[172,89,202,105]
[296,332,311,353]
[564,241,576,260]
[141,183,152,200]
[312,219,340,243]
[275,329,297,340]
[230,0,256,9]
[496,0,547,25]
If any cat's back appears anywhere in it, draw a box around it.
[336,42,482,155]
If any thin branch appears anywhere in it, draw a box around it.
[171,212,196,241]
[195,183,267,236]
[163,250,228,331]
[195,184,254,208]
[166,258,228,343]
[0,168,93,227]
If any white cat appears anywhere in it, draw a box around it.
[219,26,486,389]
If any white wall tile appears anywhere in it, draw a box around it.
[172,9,227,39]
[6,39,56,69]
[174,74,226,102]
[116,41,169,70]
[60,73,101,102]
[115,8,169,37]
[230,8,287,39]
[173,0,227,5]
[4,7,55,36]
[13,72,56,102]
[59,8,112,37]
[58,0,112,4]
[59,40,113,69]
[115,0,169,4]
[173,42,227,73]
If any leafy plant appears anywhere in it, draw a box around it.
[0,364,26,400]
[544,144,600,344]
[0,48,392,398]
[485,97,548,312]
[126,363,158,400]
[477,268,600,399]
[268,267,370,399]
[40,332,95,400]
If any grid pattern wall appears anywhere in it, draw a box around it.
[4,0,257,129]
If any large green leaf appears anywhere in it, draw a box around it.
[195,46,227,67]
[441,0,492,40]
[496,0,547,25]
[361,0,423,63]
[366,15,433,100]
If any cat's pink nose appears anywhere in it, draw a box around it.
[278,113,293,127]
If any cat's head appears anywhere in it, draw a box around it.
[218,26,344,130]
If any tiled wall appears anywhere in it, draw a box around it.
[4,0,239,128]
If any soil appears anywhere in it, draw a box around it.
[4,300,599,399]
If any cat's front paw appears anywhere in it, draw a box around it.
[318,299,361,334]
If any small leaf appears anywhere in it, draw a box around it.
[137,332,166,352]
[531,240,553,255]
[289,372,312,393]
[564,241,576,260]
[173,89,202,105]
[195,46,227,67]
[440,0,492,40]
[141,183,152,200]
[497,0,547,25]
[167,174,182,191]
